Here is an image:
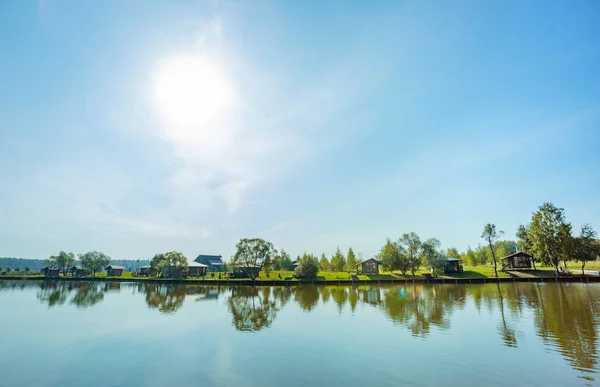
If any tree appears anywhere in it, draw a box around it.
[447,247,461,260]
[48,251,76,276]
[294,254,319,279]
[156,251,188,277]
[481,224,504,278]
[495,241,518,261]
[25,266,31,274]
[232,238,276,281]
[279,250,293,271]
[319,254,331,271]
[528,203,572,276]
[421,238,447,277]
[79,251,110,276]
[0,266,2,273]
[5,267,11,274]
[14,267,21,273]
[377,239,409,275]
[474,245,490,266]
[516,225,537,269]
[330,247,346,272]
[573,224,600,275]
[463,247,477,266]
[399,232,423,277]
[347,248,358,272]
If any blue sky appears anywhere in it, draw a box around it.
[1,1,599,260]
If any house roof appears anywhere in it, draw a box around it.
[195,255,223,264]
[188,262,208,268]
[140,265,150,269]
[446,258,462,262]
[69,266,84,270]
[500,251,533,260]
[356,258,380,266]
[41,266,60,270]
[106,265,124,270]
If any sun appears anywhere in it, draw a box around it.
[153,54,234,136]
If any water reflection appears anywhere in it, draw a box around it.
[1,280,598,381]
[227,287,278,332]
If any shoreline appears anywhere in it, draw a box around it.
[1,275,600,286]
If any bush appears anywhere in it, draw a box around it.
[294,255,319,279]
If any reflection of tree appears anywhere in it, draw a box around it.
[380,285,464,336]
[330,287,348,313]
[495,283,517,348]
[272,286,293,309]
[71,282,107,308]
[348,286,358,312]
[227,287,278,332]
[37,281,69,308]
[294,286,320,311]
[529,283,599,378]
[142,283,186,314]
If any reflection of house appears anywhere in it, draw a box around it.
[444,258,463,273]
[231,265,261,278]
[195,255,223,272]
[356,258,380,275]
[188,262,208,277]
[106,265,124,277]
[140,266,150,276]
[361,288,382,304]
[104,282,121,292]
[41,267,60,278]
[69,266,85,277]
[501,252,532,270]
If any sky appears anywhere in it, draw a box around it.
[1,0,599,261]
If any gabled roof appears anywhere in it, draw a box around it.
[69,266,84,270]
[106,265,124,270]
[356,258,380,266]
[445,258,462,262]
[500,251,533,260]
[188,262,208,268]
[195,255,223,264]
[140,265,150,269]
[41,266,60,271]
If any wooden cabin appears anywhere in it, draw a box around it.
[139,266,150,276]
[41,266,60,278]
[105,265,124,277]
[187,262,208,277]
[501,252,532,270]
[444,258,464,274]
[356,258,380,275]
[69,266,85,277]
[194,254,223,272]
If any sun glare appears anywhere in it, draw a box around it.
[153,54,234,137]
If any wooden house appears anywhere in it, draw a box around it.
[41,266,60,278]
[69,266,85,277]
[105,265,124,277]
[501,252,532,270]
[195,254,223,272]
[139,266,150,276]
[187,262,208,277]
[444,258,464,274]
[356,258,380,275]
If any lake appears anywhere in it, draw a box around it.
[0,281,598,387]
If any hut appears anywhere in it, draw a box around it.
[139,266,151,276]
[291,260,299,269]
[69,266,85,277]
[195,254,223,272]
[105,265,124,277]
[501,252,532,270]
[41,266,60,278]
[188,262,208,277]
[356,258,380,275]
[444,258,463,274]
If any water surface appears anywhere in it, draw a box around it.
[0,281,598,387]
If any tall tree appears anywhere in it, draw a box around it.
[481,224,504,278]
[280,250,293,271]
[79,251,110,276]
[346,248,358,272]
[446,247,461,260]
[319,254,331,272]
[330,247,346,272]
[157,251,188,277]
[232,238,276,281]
[421,238,447,277]
[294,254,319,279]
[528,202,572,276]
[516,225,537,269]
[463,247,478,266]
[573,224,600,275]
[48,251,76,276]
[399,232,423,277]
[377,239,409,275]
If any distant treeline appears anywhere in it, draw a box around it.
[0,258,149,272]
